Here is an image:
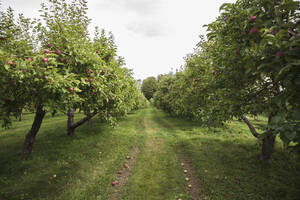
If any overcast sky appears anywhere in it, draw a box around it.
[1,0,235,80]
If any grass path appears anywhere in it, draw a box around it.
[121,109,191,200]
[1,108,299,200]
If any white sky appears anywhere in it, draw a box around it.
[1,0,236,80]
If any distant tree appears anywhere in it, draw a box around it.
[141,77,158,100]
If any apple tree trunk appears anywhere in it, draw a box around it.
[260,112,277,162]
[19,108,23,121]
[21,104,46,157]
[67,108,75,136]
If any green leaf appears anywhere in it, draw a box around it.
[4,64,10,71]
[283,131,297,141]
[219,3,231,12]
[278,64,292,76]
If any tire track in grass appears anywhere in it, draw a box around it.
[108,110,147,200]
[109,145,140,200]
[178,152,201,200]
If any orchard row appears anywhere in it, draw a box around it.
[152,0,300,162]
[0,0,148,157]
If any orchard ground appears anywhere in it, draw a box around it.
[0,108,299,200]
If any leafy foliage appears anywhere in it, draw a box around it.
[0,0,147,155]
[154,0,300,159]
[141,76,158,100]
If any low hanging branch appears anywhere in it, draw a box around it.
[67,109,98,136]
[241,115,259,138]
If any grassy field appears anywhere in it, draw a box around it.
[0,108,299,200]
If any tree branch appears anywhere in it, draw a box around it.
[70,110,98,130]
[241,115,259,138]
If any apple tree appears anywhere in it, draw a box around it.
[141,76,158,100]
[203,0,300,161]
[0,6,78,156]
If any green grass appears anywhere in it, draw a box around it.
[122,109,188,200]
[0,110,147,200]
[150,109,300,200]
[0,108,299,200]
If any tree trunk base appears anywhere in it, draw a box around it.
[260,133,276,163]
[67,108,75,136]
[21,105,46,158]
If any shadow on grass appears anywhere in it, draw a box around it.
[0,115,109,200]
[149,108,300,200]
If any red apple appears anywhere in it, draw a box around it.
[55,50,61,55]
[26,57,33,61]
[44,49,50,53]
[7,61,14,66]
[69,87,73,92]
[212,70,216,75]
[96,50,99,54]
[117,170,122,174]
[23,69,27,73]
[47,43,52,48]
[111,181,116,186]
[249,16,256,22]
[88,77,93,82]
[42,57,48,63]
[276,51,285,57]
[250,27,259,34]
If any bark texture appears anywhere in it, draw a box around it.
[21,104,46,157]
[260,113,277,162]
[67,108,75,136]
[241,115,259,138]
[67,110,97,136]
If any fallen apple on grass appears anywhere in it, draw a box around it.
[123,163,129,169]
